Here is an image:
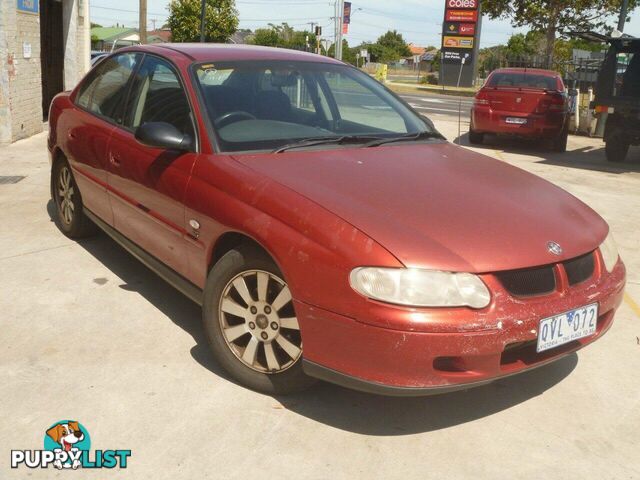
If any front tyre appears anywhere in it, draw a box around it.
[51,159,97,238]
[202,245,316,395]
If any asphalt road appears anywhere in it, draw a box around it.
[398,91,473,122]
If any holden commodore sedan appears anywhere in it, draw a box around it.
[48,44,626,395]
[470,68,573,152]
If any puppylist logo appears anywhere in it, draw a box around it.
[11,420,131,470]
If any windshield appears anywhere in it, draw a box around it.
[193,60,433,153]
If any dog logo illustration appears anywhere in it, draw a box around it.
[44,420,91,470]
[11,420,130,470]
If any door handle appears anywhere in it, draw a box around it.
[109,153,121,167]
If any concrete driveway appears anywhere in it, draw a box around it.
[1,107,639,479]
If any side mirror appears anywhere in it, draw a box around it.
[568,88,578,97]
[135,122,193,151]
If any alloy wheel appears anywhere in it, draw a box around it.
[218,269,302,373]
[57,166,75,225]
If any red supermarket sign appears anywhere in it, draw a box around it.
[445,9,478,22]
[446,0,477,8]
[459,23,476,35]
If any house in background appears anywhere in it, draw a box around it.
[148,28,171,44]
[405,44,439,72]
[91,27,139,51]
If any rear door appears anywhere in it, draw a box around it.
[106,54,198,278]
[65,52,141,225]
[485,71,560,114]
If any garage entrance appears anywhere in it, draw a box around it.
[40,0,64,120]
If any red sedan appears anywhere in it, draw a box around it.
[48,45,625,396]
[470,68,572,152]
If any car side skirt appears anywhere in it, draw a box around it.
[84,208,204,306]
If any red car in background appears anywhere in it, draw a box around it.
[470,68,573,152]
[48,45,625,396]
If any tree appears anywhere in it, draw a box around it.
[167,0,238,43]
[359,31,411,64]
[249,23,317,51]
[327,40,357,64]
[482,0,638,66]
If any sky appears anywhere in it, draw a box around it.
[90,0,640,49]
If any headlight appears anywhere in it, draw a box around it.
[349,267,491,309]
[600,230,619,273]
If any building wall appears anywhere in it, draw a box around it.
[0,0,90,146]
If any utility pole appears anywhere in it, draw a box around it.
[618,0,629,32]
[336,0,344,60]
[139,0,147,44]
[200,0,207,42]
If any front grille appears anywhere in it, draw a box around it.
[563,252,595,286]
[496,265,556,297]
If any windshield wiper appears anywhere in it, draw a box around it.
[365,131,444,148]
[273,135,383,153]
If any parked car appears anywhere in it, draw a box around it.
[90,52,108,68]
[470,68,573,152]
[48,44,625,396]
[589,34,640,162]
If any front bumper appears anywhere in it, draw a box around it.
[298,259,626,396]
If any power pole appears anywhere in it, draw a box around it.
[200,0,207,42]
[139,0,147,44]
[336,0,344,60]
[618,0,629,32]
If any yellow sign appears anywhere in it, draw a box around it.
[375,64,388,83]
[442,36,474,49]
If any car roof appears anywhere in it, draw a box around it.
[490,68,559,77]
[119,43,344,65]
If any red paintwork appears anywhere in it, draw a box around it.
[49,45,626,391]
[471,68,570,137]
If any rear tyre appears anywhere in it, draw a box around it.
[605,140,629,163]
[468,130,484,145]
[551,127,569,153]
[51,159,98,238]
[202,244,317,395]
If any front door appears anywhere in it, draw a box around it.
[66,52,141,226]
[106,55,197,279]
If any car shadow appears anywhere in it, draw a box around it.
[275,354,577,436]
[46,200,579,436]
[45,199,236,386]
[453,132,640,174]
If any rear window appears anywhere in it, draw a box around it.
[487,72,560,91]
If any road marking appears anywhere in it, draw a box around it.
[624,293,640,319]
[410,105,466,113]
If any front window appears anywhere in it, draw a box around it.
[193,60,434,153]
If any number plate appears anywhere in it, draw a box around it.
[536,303,598,353]
[505,117,527,124]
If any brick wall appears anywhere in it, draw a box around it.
[0,0,90,146]
[7,3,44,143]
